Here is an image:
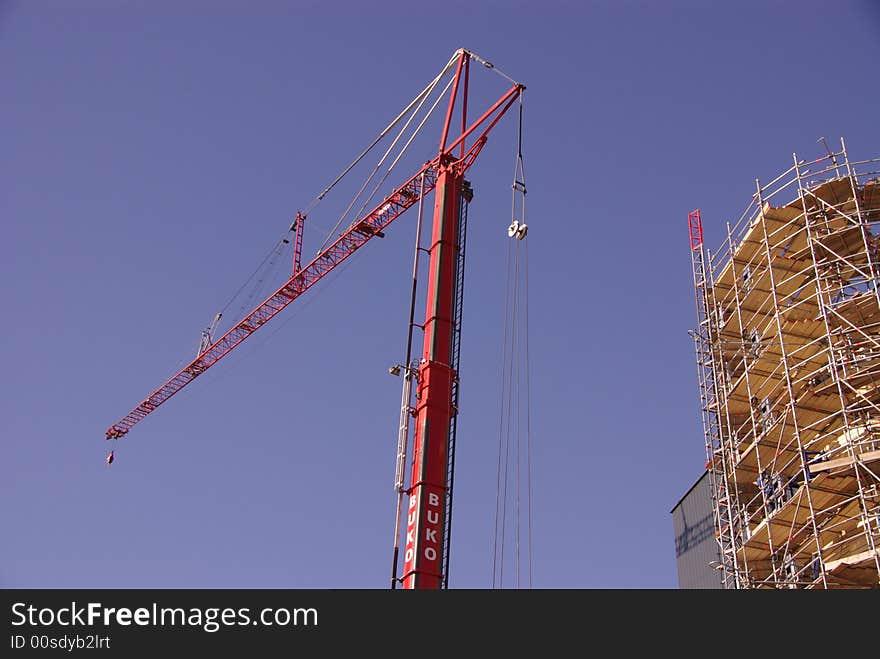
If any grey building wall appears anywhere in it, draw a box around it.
[671,471,723,589]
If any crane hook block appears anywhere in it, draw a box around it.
[507,220,528,240]
[106,451,114,465]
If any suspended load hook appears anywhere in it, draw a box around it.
[507,220,528,240]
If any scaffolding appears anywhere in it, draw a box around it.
[689,138,880,589]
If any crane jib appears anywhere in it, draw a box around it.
[105,68,523,447]
[105,164,440,440]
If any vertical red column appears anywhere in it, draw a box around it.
[402,160,461,589]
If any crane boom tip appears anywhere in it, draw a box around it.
[105,427,126,440]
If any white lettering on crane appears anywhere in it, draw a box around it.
[423,490,443,563]
[403,488,445,572]
[404,494,418,567]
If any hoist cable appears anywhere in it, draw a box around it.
[207,53,460,345]
[492,91,531,589]
[497,239,521,589]
[209,51,497,349]
[524,239,533,589]
[500,251,519,589]
[318,63,456,252]
[216,236,291,319]
[513,239,522,590]
[304,52,459,217]
[233,239,290,327]
[517,96,525,161]
[202,246,369,387]
[492,239,513,588]
[515,93,533,589]
[349,75,456,235]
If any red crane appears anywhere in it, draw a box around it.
[104,49,525,589]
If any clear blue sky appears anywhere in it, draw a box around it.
[2,0,878,588]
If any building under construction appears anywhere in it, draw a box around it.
[689,138,880,588]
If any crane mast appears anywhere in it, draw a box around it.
[400,159,462,589]
[104,49,524,590]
